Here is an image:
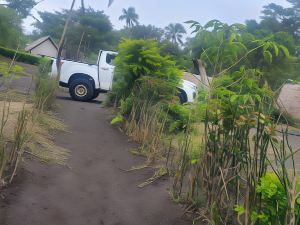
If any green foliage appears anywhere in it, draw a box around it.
[256,173,289,224]
[0,46,41,65]
[168,104,191,132]
[34,58,57,111]
[0,62,23,78]
[160,41,192,70]
[118,25,191,70]
[0,6,23,48]
[261,1,300,42]
[120,25,164,42]
[235,173,300,224]
[5,0,36,18]
[34,8,117,60]
[164,23,186,46]
[109,39,182,106]
[186,19,298,88]
[0,61,24,89]
[111,114,124,125]
[107,39,193,133]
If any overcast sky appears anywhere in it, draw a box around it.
[22,0,290,34]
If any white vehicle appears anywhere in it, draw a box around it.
[51,50,197,103]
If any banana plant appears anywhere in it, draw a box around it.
[186,20,290,76]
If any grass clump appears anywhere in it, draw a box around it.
[0,56,68,186]
[34,58,57,111]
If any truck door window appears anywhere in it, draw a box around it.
[106,54,116,66]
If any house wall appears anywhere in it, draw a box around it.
[30,40,57,58]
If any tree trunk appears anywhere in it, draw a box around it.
[76,31,85,61]
[81,0,85,13]
[192,59,210,89]
[56,0,76,82]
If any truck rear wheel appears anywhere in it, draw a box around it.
[92,91,100,100]
[69,78,94,102]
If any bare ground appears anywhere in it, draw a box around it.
[0,93,189,225]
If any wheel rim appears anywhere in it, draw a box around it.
[75,85,87,97]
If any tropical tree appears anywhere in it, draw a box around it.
[120,25,164,41]
[34,8,115,60]
[119,7,139,28]
[1,0,36,18]
[261,0,300,41]
[164,23,186,45]
[0,6,23,48]
[186,19,298,88]
[56,0,114,81]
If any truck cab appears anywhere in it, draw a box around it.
[51,50,117,101]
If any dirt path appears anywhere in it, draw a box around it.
[0,93,188,225]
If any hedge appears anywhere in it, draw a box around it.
[0,46,41,65]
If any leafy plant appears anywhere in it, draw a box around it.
[186,19,296,88]
[108,39,182,107]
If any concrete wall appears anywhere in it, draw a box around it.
[30,40,57,58]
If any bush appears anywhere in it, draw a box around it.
[0,46,41,65]
[108,39,182,106]
[107,39,190,133]
[243,173,300,224]
[168,104,192,132]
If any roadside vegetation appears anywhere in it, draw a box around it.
[0,55,68,188]
[1,0,300,224]
[108,2,300,224]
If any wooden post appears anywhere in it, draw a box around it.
[56,0,76,82]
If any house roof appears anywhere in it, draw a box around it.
[25,36,58,52]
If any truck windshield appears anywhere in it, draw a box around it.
[106,54,116,66]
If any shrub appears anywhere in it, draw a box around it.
[168,104,192,132]
[108,39,182,106]
[235,173,300,224]
[0,46,41,65]
[108,39,195,134]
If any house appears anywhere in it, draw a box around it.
[25,36,58,58]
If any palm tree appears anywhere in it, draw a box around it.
[165,23,186,45]
[119,7,139,27]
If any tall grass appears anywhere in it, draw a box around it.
[0,56,67,187]
[0,101,10,181]
[34,58,57,111]
[169,87,300,225]
[113,70,300,225]
[110,38,299,224]
[8,106,29,182]
[125,97,168,165]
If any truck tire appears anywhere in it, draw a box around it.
[69,78,94,102]
[178,89,188,104]
[92,91,100,100]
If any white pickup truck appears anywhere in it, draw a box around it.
[51,50,197,103]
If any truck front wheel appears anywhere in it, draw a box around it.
[69,78,94,102]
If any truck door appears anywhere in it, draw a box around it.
[98,52,116,90]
